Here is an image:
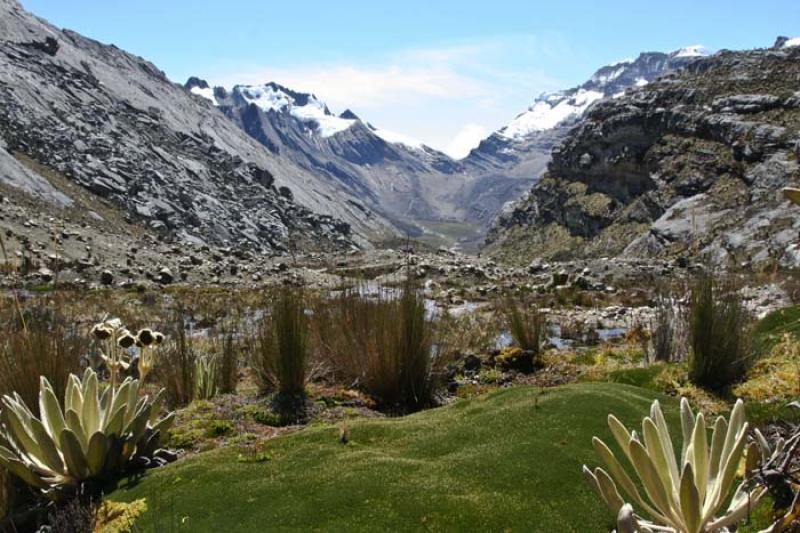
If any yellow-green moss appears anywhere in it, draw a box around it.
[94,499,148,533]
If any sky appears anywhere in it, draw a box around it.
[22,0,800,158]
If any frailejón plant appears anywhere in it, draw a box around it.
[193,355,218,400]
[583,397,766,533]
[0,368,174,498]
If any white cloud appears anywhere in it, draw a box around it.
[207,35,569,154]
[446,123,488,159]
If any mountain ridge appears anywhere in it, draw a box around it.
[485,43,800,268]
[182,46,707,248]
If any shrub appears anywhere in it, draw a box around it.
[207,420,233,437]
[320,281,438,413]
[254,288,310,396]
[688,275,752,390]
[478,368,504,384]
[503,298,545,365]
[496,346,537,373]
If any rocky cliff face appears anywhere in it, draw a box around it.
[461,48,712,228]
[486,43,800,268]
[0,0,395,254]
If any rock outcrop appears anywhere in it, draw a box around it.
[460,48,711,228]
[486,45,800,268]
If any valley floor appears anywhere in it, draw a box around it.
[2,252,799,532]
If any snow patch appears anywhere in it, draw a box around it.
[591,65,627,85]
[783,37,800,48]
[368,126,424,149]
[291,101,356,137]
[498,89,603,139]
[609,58,634,66]
[236,84,355,137]
[238,85,292,112]
[671,44,712,58]
[190,86,217,106]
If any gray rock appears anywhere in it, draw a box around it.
[157,267,173,285]
[37,267,54,282]
[99,269,113,285]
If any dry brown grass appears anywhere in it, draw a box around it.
[0,294,86,412]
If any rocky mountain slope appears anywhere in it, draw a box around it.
[460,47,712,225]
[0,0,397,255]
[185,78,472,243]
[486,40,800,268]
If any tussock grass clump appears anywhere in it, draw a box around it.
[0,297,85,414]
[212,319,239,394]
[688,274,752,391]
[503,298,545,365]
[158,305,196,407]
[254,288,310,397]
[436,312,499,358]
[320,282,438,413]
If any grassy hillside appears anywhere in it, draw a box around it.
[110,383,677,532]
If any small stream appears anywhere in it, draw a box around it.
[495,325,627,351]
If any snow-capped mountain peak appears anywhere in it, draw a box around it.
[184,78,429,149]
[339,109,360,120]
[231,82,356,138]
[670,44,712,58]
[493,45,714,142]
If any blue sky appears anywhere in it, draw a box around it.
[22,0,800,157]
